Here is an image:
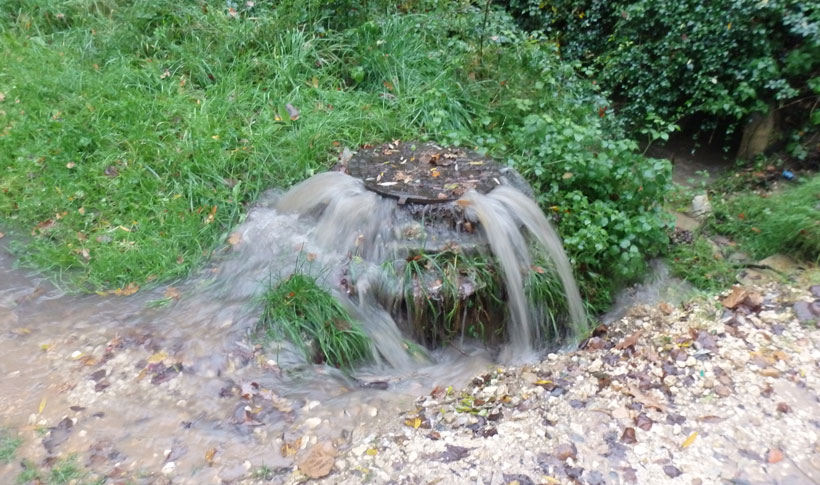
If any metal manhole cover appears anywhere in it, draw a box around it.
[347,141,503,204]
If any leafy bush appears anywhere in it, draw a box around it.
[505,0,820,140]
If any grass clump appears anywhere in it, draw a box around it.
[0,428,21,463]
[400,249,583,346]
[16,455,101,485]
[666,235,737,292]
[709,175,820,262]
[259,273,371,368]
[402,250,502,346]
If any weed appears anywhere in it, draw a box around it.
[16,455,101,485]
[258,273,371,368]
[666,236,737,292]
[709,175,820,262]
[0,428,21,463]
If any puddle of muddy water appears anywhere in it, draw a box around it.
[0,217,499,483]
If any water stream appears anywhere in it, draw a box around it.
[0,171,588,481]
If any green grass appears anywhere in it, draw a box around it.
[666,235,737,292]
[400,249,584,346]
[16,455,102,485]
[0,1,473,291]
[709,174,820,262]
[402,250,503,346]
[258,272,371,368]
[0,428,21,463]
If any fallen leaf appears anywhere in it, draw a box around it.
[227,233,241,245]
[681,431,698,448]
[626,385,667,412]
[615,331,643,350]
[365,448,378,456]
[562,172,573,179]
[286,103,300,121]
[306,253,317,262]
[0,232,4,239]
[434,444,471,463]
[383,80,394,91]
[721,286,747,309]
[164,287,180,300]
[66,162,76,169]
[205,447,217,466]
[38,397,47,414]
[297,442,336,479]
[281,437,302,457]
[147,351,168,364]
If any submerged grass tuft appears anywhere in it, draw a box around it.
[0,428,21,463]
[258,273,371,368]
[400,249,582,347]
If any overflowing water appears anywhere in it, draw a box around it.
[0,167,587,481]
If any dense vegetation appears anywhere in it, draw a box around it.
[506,0,820,152]
[0,0,670,310]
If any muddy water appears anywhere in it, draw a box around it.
[0,170,591,482]
[0,227,494,482]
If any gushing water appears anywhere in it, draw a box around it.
[268,171,587,362]
[0,158,587,481]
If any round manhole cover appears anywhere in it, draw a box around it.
[347,141,503,204]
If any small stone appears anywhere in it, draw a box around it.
[304,417,322,429]
[703,378,715,389]
[161,462,176,476]
[759,368,781,378]
[555,443,577,461]
[793,302,818,324]
[767,448,783,464]
[621,427,637,444]
[810,285,820,298]
[663,465,682,478]
[715,385,732,397]
[776,402,792,413]
[663,375,678,387]
[685,356,697,367]
[635,413,652,431]
[692,479,703,485]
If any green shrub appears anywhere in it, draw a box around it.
[505,0,820,140]
[0,428,21,463]
[259,273,371,368]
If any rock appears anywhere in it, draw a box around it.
[794,302,819,324]
[161,462,176,476]
[758,254,799,275]
[691,194,712,219]
[810,285,820,298]
[663,465,683,478]
[635,413,652,431]
[620,427,637,444]
[759,368,781,378]
[776,402,792,413]
[695,331,718,352]
[555,443,577,461]
[767,448,783,464]
[304,417,322,429]
[674,212,701,232]
[715,385,732,397]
